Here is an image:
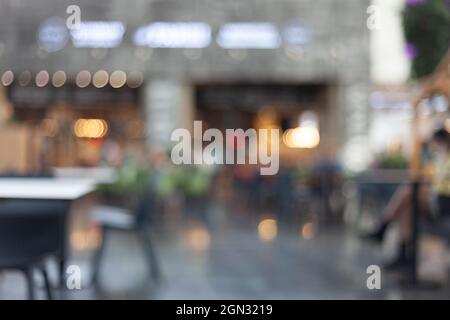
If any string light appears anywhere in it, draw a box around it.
[18,70,31,86]
[92,70,109,88]
[1,70,14,86]
[76,70,91,88]
[35,70,49,87]
[109,70,126,88]
[52,70,67,87]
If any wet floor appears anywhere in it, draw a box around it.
[1,211,449,300]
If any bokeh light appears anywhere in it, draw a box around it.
[283,126,320,148]
[75,70,92,88]
[92,70,109,88]
[1,70,14,86]
[35,70,50,87]
[127,71,144,88]
[109,70,127,88]
[186,225,210,252]
[258,219,277,242]
[74,119,108,138]
[52,70,66,87]
[301,222,316,240]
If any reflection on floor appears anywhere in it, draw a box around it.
[1,212,450,299]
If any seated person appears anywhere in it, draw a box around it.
[365,128,450,269]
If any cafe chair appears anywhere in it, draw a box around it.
[90,189,160,285]
[0,200,63,300]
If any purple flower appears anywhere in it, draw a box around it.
[405,43,417,60]
[406,0,426,5]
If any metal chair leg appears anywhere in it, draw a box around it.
[138,229,160,282]
[92,227,108,285]
[24,268,35,300]
[40,266,52,300]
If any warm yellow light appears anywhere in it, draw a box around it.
[74,119,85,137]
[258,219,277,242]
[70,231,87,251]
[74,118,108,138]
[70,228,101,251]
[284,126,320,148]
[282,128,294,146]
[256,107,277,128]
[301,222,316,240]
[186,226,210,252]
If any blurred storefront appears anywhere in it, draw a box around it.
[0,0,372,172]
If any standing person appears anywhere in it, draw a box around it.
[310,150,344,223]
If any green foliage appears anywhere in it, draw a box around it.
[155,168,180,196]
[149,165,212,197]
[97,160,212,198]
[181,167,211,196]
[403,0,450,78]
[377,153,409,169]
[96,162,150,197]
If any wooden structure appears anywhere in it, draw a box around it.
[410,50,450,284]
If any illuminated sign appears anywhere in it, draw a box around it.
[133,22,211,48]
[70,21,126,48]
[216,23,281,49]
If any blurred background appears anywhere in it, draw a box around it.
[0,0,449,299]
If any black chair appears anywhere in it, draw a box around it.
[0,200,63,299]
[422,196,450,239]
[91,187,160,285]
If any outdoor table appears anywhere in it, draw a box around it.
[52,167,117,184]
[0,177,96,286]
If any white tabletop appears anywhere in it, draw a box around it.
[52,167,117,184]
[0,178,96,200]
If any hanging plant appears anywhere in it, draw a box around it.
[402,0,450,78]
